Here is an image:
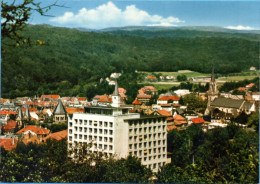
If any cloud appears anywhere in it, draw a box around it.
[50,1,184,29]
[225,25,254,30]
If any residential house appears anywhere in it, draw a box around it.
[43,129,68,142]
[0,137,18,151]
[16,125,50,141]
[1,120,18,135]
[53,99,67,124]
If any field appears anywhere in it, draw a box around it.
[139,70,210,78]
[218,75,258,82]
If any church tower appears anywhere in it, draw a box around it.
[205,65,219,115]
[111,79,121,108]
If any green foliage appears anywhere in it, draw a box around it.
[2,24,259,98]
[182,93,207,112]
[219,77,259,92]
[247,112,259,132]
[177,74,187,81]
[160,124,259,183]
[0,139,152,183]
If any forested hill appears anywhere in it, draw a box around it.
[2,24,259,98]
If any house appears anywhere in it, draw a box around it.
[183,110,198,125]
[146,76,157,81]
[173,89,190,97]
[16,125,50,141]
[157,96,180,105]
[249,66,256,71]
[43,129,68,142]
[132,98,142,110]
[208,122,228,130]
[92,95,103,105]
[1,120,18,134]
[251,92,259,101]
[173,114,187,128]
[137,94,152,104]
[191,118,209,131]
[98,94,112,106]
[40,95,60,101]
[246,83,255,89]
[0,137,18,151]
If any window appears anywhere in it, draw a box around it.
[99,129,103,134]
[129,144,132,149]
[144,142,147,148]
[134,136,137,141]
[89,120,92,126]
[89,128,93,133]
[75,119,78,124]
[99,144,102,149]
[84,128,87,133]
[109,130,113,135]
[153,148,156,153]
[84,135,87,140]
[69,143,72,148]
[163,140,166,145]
[74,127,78,131]
[139,128,142,133]
[158,140,161,146]
[109,122,113,128]
[134,151,137,156]
[79,119,82,125]
[153,164,156,169]
[99,121,103,127]
[139,143,142,148]
[79,127,82,132]
[104,122,108,127]
[104,137,108,142]
[69,129,72,134]
[144,127,147,133]
[109,145,113,151]
[99,136,102,141]
[69,122,72,127]
[129,136,133,141]
[84,120,87,125]
[149,149,152,154]
[149,127,152,133]
[94,121,98,126]
[104,130,108,135]
[104,145,108,150]
[109,138,113,143]
[144,157,147,161]
[158,148,161,153]
[134,144,137,149]
[139,150,142,156]
[153,141,156,146]
[74,134,77,139]
[69,136,72,141]
[149,142,152,147]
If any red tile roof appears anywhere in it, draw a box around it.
[21,107,37,112]
[1,120,17,131]
[138,89,145,94]
[66,108,84,114]
[0,110,17,115]
[173,114,186,120]
[132,98,142,105]
[167,125,179,131]
[238,87,246,91]
[24,101,34,105]
[16,126,50,135]
[246,83,255,88]
[1,98,8,104]
[43,129,68,142]
[77,97,87,101]
[158,96,180,101]
[144,86,156,92]
[146,76,157,80]
[0,138,18,150]
[156,110,172,117]
[137,94,152,99]
[98,94,112,103]
[93,95,103,99]
[118,88,127,93]
[41,95,60,99]
[191,118,205,124]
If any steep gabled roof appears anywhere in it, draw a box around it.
[132,98,142,105]
[0,138,18,150]
[53,99,67,115]
[77,97,87,101]
[43,129,68,142]
[158,96,180,101]
[98,94,111,103]
[16,126,50,135]
[156,110,172,117]
[211,97,244,109]
[191,118,205,124]
[1,120,17,131]
[137,94,152,99]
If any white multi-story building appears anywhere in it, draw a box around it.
[68,82,167,172]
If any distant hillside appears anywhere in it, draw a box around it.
[2,24,259,98]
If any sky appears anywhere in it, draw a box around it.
[26,0,260,30]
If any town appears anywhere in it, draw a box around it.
[1,67,259,181]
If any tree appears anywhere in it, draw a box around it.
[177,74,187,82]
[1,0,62,51]
[247,111,259,132]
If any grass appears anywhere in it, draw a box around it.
[139,71,210,78]
[218,75,258,82]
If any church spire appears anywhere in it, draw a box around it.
[211,64,215,82]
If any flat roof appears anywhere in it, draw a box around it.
[84,106,131,110]
[124,115,166,121]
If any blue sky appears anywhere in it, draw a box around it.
[28,0,259,30]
